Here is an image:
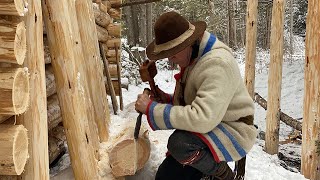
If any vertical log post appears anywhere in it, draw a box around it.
[16,0,50,178]
[244,0,258,98]
[301,0,320,179]
[42,0,99,178]
[75,0,110,142]
[265,0,285,155]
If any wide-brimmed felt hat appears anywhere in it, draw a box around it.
[146,11,207,60]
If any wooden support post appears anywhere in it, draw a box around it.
[265,0,285,155]
[301,0,320,179]
[42,0,99,178]
[0,68,29,115]
[0,17,26,65]
[0,125,28,175]
[16,0,50,178]
[75,0,110,142]
[107,23,121,38]
[99,42,118,114]
[0,0,26,16]
[244,0,258,98]
[115,45,123,110]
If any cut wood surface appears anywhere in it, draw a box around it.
[0,125,28,175]
[47,94,61,130]
[42,0,100,178]
[97,24,109,42]
[45,65,56,97]
[0,68,29,115]
[0,17,26,65]
[108,8,121,19]
[254,93,302,131]
[107,23,121,37]
[93,3,111,28]
[109,127,150,177]
[0,0,26,16]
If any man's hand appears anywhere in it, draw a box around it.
[135,93,151,114]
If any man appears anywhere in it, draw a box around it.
[135,11,257,180]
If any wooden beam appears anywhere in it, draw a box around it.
[0,68,29,115]
[0,125,28,175]
[75,0,110,142]
[42,0,99,178]
[107,23,121,38]
[0,16,26,65]
[265,0,285,155]
[301,0,320,179]
[244,0,258,98]
[112,0,160,8]
[0,0,26,16]
[16,0,50,178]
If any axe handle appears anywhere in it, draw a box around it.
[134,88,151,139]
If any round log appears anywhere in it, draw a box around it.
[43,36,51,64]
[0,125,28,175]
[0,17,26,65]
[108,64,117,78]
[47,94,61,130]
[107,23,121,38]
[108,8,121,19]
[93,3,111,28]
[109,128,150,177]
[0,0,26,16]
[109,0,121,7]
[45,65,56,97]
[0,68,29,115]
[106,38,121,49]
[101,0,111,11]
[107,49,116,57]
[97,24,109,42]
[48,126,66,164]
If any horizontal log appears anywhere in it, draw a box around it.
[96,24,109,42]
[0,115,12,123]
[99,2,109,14]
[0,0,26,16]
[254,92,302,131]
[47,94,62,130]
[93,3,111,28]
[107,49,116,57]
[109,127,150,177]
[0,68,29,115]
[106,38,121,48]
[109,0,121,7]
[106,79,120,96]
[44,36,51,64]
[108,8,121,19]
[48,125,66,164]
[0,16,26,65]
[101,0,111,12]
[107,23,121,38]
[108,64,117,78]
[107,55,121,64]
[45,65,56,97]
[112,0,161,8]
[0,125,28,175]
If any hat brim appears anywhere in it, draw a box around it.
[146,21,207,61]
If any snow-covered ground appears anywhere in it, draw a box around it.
[51,37,308,180]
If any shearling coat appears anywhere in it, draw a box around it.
[146,31,257,162]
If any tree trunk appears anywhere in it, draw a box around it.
[75,0,110,143]
[139,4,147,47]
[301,1,320,179]
[289,0,294,63]
[131,3,139,45]
[146,3,152,45]
[0,125,28,175]
[265,0,285,155]
[42,0,100,178]
[0,0,26,16]
[124,0,134,46]
[0,16,26,65]
[244,0,258,98]
[228,0,236,48]
[0,68,29,115]
[109,127,151,177]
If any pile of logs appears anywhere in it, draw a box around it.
[0,0,29,176]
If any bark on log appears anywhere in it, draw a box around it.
[0,125,28,175]
[93,3,111,28]
[45,65,56,97]
[97,24,109,42]
[47,94,61,130]
[107,23,121,38]
[48,126,66,164]
[108,8,121,19]
[106,38,121,48]
[109,127,150,177]
[0,68,29,115]
[0,17,26,65]
[42,0,100,178]
[0,0,26,16]
[254,93,302,131]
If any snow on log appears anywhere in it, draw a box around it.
[0,125,28,175]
